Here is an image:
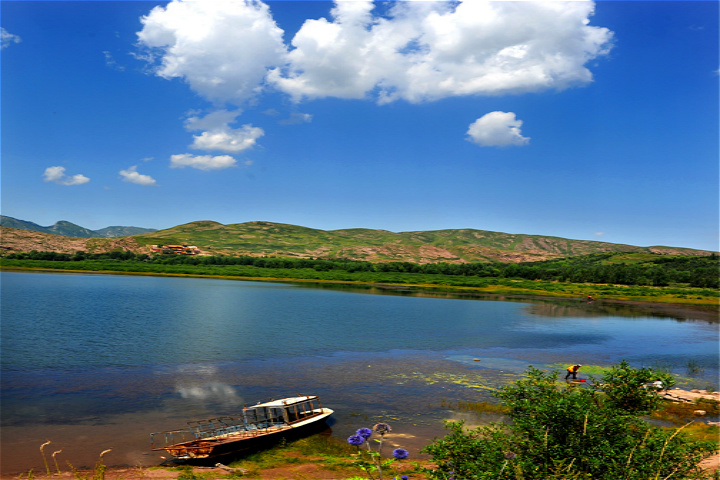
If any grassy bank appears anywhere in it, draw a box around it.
[1,260,717,307]
[1,258,718,308]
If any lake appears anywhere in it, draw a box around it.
[1,271,718,474]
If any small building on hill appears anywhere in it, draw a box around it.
[151,244,200,255]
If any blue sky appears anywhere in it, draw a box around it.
[2,1,718,251]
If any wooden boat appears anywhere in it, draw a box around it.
[150,395,333,460]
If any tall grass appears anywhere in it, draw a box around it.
[30,441,113,480]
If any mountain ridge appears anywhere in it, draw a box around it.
[0,216,157,238]
[0,218,713,264]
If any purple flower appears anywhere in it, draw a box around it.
[393,448,409,460]
[347,434,364,446]
[373,423,392,435]
[356,428,372,439]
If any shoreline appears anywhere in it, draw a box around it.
[1,266,717,477]
[1,385,717,480]
[2,265,717,322]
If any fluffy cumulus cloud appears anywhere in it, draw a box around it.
[42,166,90,185]
[170,154,237,171]
[273,0,613,103]
[184,110,264,153]
[466,111,530,147]
[190,126,263,152]
[1,28,21,49]
[137,0,286,103]
[119,165,157,186]
[137,0,613,105]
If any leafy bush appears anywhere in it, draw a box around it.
[422,362,716,480]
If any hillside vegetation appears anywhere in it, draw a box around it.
[135,220,712,262]
[2,220,712,264]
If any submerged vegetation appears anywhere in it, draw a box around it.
[1,251,718,306]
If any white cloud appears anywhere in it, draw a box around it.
[184,110,264,153]
[119,165,157,186]
[137,0,613,106]
[190,126,264,152]
[137,0,286,103]
[184,109,242,131]
[272,0,614,103]
[279,112,313,125]
[42,166,90,185]
[170,154,237,171]
[1,28,21,49]
[466,111,530,147]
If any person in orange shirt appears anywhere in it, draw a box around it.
[565,364,582,380]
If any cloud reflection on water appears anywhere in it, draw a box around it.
[175,381,243,406]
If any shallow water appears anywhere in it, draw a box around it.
[1,271,717,474]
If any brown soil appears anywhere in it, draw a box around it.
[0,465,349,480]
[2,452,716,480]
[0,457,427,480]
[0,228,148,255]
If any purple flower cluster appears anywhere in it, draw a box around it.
[347,423,409,479]
[392,448,409,460]
[347,427,374,446]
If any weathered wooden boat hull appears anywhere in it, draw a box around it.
[162,411,332,459]
[151,396,333,460]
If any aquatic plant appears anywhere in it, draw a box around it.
[346,423,409,480]
[686,359,705,377]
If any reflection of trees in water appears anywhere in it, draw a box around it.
[523,299,715,323]
[301,283,716,323]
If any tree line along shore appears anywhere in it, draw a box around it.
[1,251,718,308]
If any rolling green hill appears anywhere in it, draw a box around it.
[1,219,713,264]
[131,220,712,263]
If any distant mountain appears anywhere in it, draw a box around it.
[46,220,100,238]
[0,216,49,234]
[0,218,713,263]
[0,216,156,238]
[95,226,159,237]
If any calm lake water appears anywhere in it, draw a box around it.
[1,271,718,474]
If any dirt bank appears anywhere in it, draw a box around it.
[1,453,716,480]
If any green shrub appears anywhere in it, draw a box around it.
[422,362,717,480]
